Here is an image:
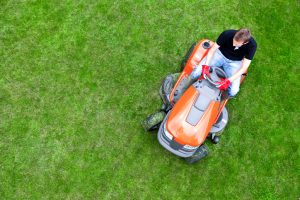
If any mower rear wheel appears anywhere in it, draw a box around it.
[159,73,180,98]
[181,42,197,71]
[142,111,166,131]
[185,145,209,164]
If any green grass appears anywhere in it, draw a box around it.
[0,0,299,199]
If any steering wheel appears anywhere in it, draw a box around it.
[204,67,227,86]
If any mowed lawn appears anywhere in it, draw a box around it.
[0,0,299,199]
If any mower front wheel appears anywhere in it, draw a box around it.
[142,111,166,132]
[185,145,209,164]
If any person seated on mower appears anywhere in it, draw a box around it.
[191,28,257,97]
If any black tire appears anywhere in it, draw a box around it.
[180,42,197,71]
[212,135,220,144]
[185,145,209,164]
[142,111,166,131]
[159,73,180,107]
[172,75,193,103]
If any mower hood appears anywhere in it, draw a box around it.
[166,82,221,147]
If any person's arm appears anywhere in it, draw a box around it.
[228,39,256,81]
[228,58,251,82]
[206,30,228,65]
[205,43,220,65]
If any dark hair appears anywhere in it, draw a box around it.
[234,28,251,42]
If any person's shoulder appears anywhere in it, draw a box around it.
[249,37,257,48]
[218,29,237,40]
[227,29,238,33]
[222,29,237,35]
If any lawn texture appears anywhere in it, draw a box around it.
[0,0,299,199]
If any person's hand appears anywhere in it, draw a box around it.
[202,65,210,78]
[217,79,231,90]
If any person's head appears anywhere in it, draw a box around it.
[233,28,251,47]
